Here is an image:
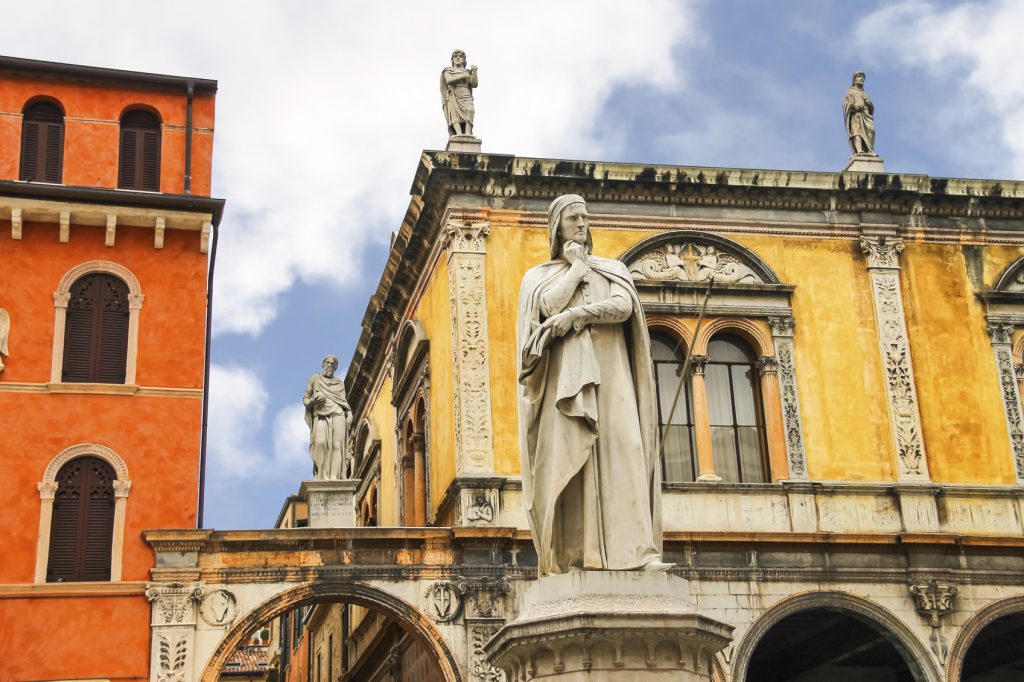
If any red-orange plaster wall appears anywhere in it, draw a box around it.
[0,222,208,387]
[0,595,150,681]
[0,74,215,195]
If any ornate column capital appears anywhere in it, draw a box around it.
[860,236,904,269]
[37,481,58,500]
[757,356,778,376]
[689,355,710,376]
[112,479,132,498]
[443,217,490,255]
[410,432,426,452]
[908,579,959,666]
[768,316,796,338]
[987,320,1015,345]
[146,581,204,626]
[52,291,70,308]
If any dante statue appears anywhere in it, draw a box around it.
[843,70,876,156]
[440,49,478,137]
[517,194,672,575]
[303,355,352,480]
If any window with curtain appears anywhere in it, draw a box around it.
[47,456,115,582]
[118,109,161,191]
[705,334,768,483]
[651,332,697,483]
[20,100,64,183]
[61,273,130,383]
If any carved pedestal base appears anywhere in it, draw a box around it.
[844,153,885,173]
[299,479,358,528]
[447,134,482,152]
[485,571,732,681]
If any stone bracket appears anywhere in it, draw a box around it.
[908,579,959,667]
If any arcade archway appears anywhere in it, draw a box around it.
[949,596,1024,681]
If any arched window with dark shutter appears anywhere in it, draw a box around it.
[118,109,161,191]
[20,100,65,183]
[47,456,115,582]
[62,273,130,383]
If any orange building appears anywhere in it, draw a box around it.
[0,56,223,682]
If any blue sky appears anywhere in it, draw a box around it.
[6,1,1022,528]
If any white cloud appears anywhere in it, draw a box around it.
[0,1,697,336]
[272,404,310,467]
[206,364,270,478]
[854,0,1024,176]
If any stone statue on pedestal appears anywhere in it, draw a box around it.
[303,355,352,480]
[844,70,876,156]
[441,49,477,137]
[517,194,672,575]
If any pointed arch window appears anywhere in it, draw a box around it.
[47,456,116,582]
[118,109,161,191]
[706,334,769,483]
[62,273,130,383]
[20,100,64,183]
[651,332,697,483]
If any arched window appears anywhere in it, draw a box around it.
[61,273,130,383]
[20,100,64,183]
[651,332,696,483]
[118,109,161,191]
[47,456,116,582]
[706,334,768,483]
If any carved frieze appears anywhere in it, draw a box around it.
[861,238,929,480]
[447,218,495,475]
[628,241,763,283]
[908,579,959,666]
[769,317,807,479]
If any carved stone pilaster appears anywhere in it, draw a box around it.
[146,582,203,682]
[459,576,511,681]
[446,217,495,475]
[769,316,808,480]
[987,320,1024,482]
[860,237,929,481]
[908,580,959,667]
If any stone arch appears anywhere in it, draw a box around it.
[394,318,429,391]
[199,580,463,682]
[51,260,144,385]
[694,317,774,357]
[620,230,782,285]
[35,443,132,583]
[647,314,695,353]
[732,590,941,682]
[946,594,1024,681]
[993,256,1024,292]
[352,417,379,471]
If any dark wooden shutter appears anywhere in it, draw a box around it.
[119,110,161,191]
[20,101,64,183]
[62,273,130,383]
[48,456,116,582]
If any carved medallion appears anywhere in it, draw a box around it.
[424,581,463,623]
[200,588,238,626]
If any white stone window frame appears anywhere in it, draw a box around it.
[50,260,144,386]
[35,443,132,583]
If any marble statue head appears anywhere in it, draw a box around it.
[451,49,466,67]
[322,355,339,374]
[852,70,866,86]
[547,194,593,260]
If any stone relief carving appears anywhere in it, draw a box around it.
[146,582,204,625]
[988,322,1024,480]
[0,308,9,372]
[447,219,495,475]
[861,237,929,480]
[458,576,512,619]
[628,242,762,284]
[156,634,189,682]
[769,317,808,479]
[464,493,495,526]
[424,581,463,623]
[469,625,504,682]
[199,589,238,627]
[908,579,959,666]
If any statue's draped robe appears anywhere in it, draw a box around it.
[440,67,476,132]
[843,86,875,155]
[304,373,350,480]
[518,255,662,575]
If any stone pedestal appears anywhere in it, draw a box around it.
[446,134,482,152]
[485,571,732,681]
[844,153,885,173]
[299,479,358,528]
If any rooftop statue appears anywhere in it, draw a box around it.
[844,70,876,157]
[517,194,673,575]
[441,49,478,138]
[303,355,352,480]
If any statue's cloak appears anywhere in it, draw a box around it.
[843,86,875,153]
[440,67,474,127]
[517,255,662,573]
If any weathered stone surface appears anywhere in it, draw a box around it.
[299,479,358,528]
